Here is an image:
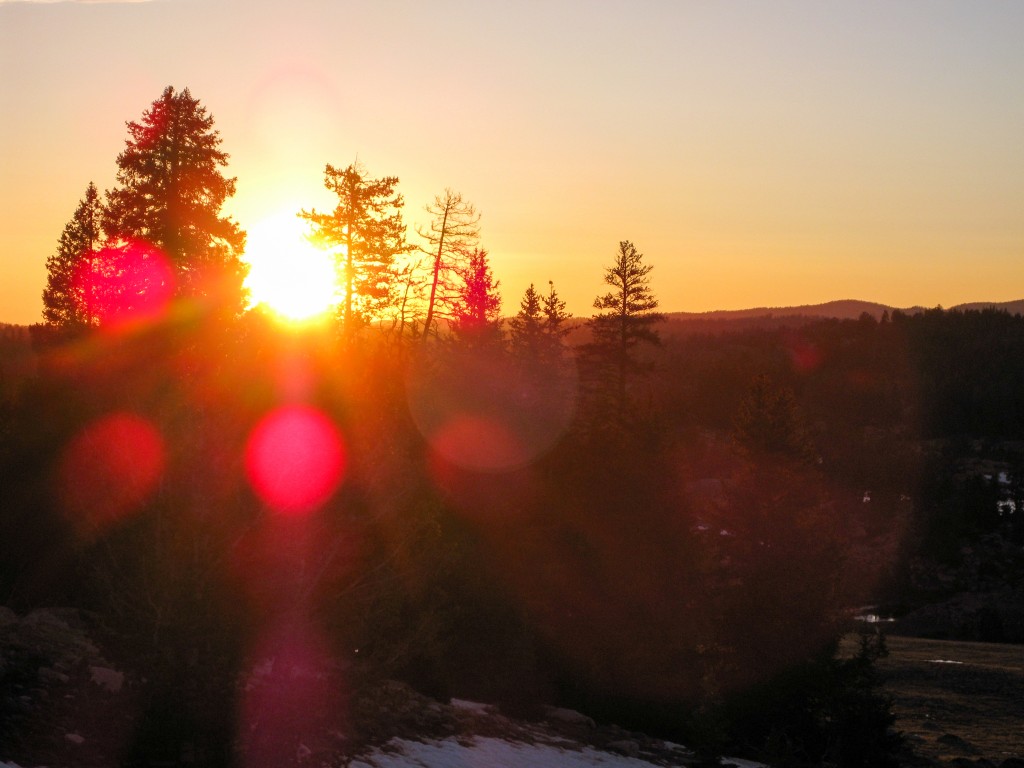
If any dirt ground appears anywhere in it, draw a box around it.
[860,634,1024,764]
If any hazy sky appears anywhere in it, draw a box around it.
[2,0,1023,324]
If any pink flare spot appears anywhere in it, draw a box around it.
[429,415,524,472]
[75,240,174,329]
[245,405,345,515]
[784,333,823,373]
[58,412,164,534]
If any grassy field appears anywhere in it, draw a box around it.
[852,633,1024,764]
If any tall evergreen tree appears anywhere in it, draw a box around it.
[301,162,409,340]
[542,280,572,348]
[452,248,502,348]
[417,189,480,343]
[42,182,104,328]
[102,86,247,314]
[583,240,664,421]
[509,283,544,358]
[510,281,572,363]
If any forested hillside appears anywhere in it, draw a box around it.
[3,301,1023,766]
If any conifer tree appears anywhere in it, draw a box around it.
[510,281,572,363]
[583,241,664,420]
[452,248,502,348]
[417,189,480,343]
[102,86,247,314]
[542,280,572,348]
[42,182,104,328]
[301,162,409,340]
[509,283,544,358]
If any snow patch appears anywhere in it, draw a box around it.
[450,698,491,714]
[350,736,681,767]
[854,614,895,624]
[544,706,596,728]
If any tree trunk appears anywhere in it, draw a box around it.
[422,203,450,344]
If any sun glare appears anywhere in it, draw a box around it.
[244,212,338,322]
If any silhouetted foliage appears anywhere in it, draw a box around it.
[417,189,481,343]
[716,631,899,768]
[509,283,544,357]
[42,182,104,329]
[542,281,571,336]
[510,281,572,365]
[899,308,1024,438]
[451,248,502,349]
[581,240,664,428]
[103,86,248,315]
[301,162,410,340]
[733,373,815,464]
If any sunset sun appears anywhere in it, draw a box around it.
[244,212,338,322]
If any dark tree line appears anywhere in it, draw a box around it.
[40,87,655,371]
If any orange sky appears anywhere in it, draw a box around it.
[1,1,1023,325]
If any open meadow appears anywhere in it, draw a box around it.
[846,634,1024,765]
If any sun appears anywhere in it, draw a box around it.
[244,212,338,322]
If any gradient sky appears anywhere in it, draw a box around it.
[2,0,1023,325]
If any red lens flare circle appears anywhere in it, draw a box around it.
[244,405,346,515]
[74,240,175,329]
[57,412,165,535]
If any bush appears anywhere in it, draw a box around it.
[712,629,901,768]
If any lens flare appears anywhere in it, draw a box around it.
[57,412,165,535]
[428,415,524,472]
[75,240,174,329]
[784,332,824,373]
[406,352,578,473]
[244,405,345,515]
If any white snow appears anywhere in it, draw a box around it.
[544,706,596,728]
[450,698,491,714]
[351,737,668,768]
[854,614,895,624]
[348,737,766,768]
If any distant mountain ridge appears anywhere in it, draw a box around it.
[665,298,1024,322]
[5,300,1024,332]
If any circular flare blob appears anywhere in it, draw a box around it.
[76,240,174,329]
[58,412,165,535]
[407,350,578,473]
[245,405,346,515]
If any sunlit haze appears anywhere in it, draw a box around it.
[2,1,1023,324]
